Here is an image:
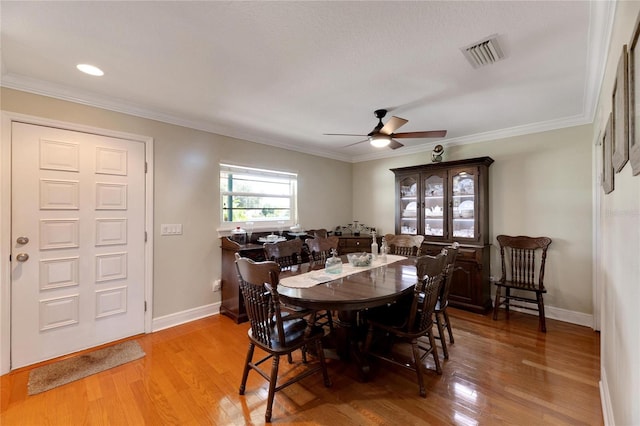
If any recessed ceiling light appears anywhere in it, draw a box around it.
[76,64,104,76]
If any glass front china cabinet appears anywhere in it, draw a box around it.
[391,157,494,313]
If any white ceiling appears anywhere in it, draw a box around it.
[1,1,615,163]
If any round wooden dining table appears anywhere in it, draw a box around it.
[277,256,418,311]
[277,256,418,376]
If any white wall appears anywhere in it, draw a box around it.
[592,2,640,425]
[354,124,594,316]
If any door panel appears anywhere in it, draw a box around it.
[11,122,146,368]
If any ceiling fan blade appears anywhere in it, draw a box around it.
[324,133,368,137]
[343,138,369,148]
[392,130,447,139]
[389,139,404,150]
[380,116,408,135]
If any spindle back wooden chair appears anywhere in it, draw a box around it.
[264,238,334,331]
[384,234,425,257]
[492,235,552,332]
[363,252,446,397]
[235,256,331,422]
[305,236,340,263]
[306,228,328,238]
[433,243,459,359]
[263,238,304,270]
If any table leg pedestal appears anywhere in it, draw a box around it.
[336,310,371,381]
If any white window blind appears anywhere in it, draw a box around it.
[219,163,297,229]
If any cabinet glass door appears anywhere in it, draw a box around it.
[423,174,445,238]
[399,176,418,235]
[452,169,476,239]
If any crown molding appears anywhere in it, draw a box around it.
[582,0,617,123]
[351,113,593,163]
[1,74,353,163]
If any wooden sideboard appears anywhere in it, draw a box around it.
[219,237,264,323]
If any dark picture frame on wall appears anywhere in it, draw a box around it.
[629,12,640,175]
[612,45,629,173]
[603,113,614,194]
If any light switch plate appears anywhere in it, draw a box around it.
[161,224,183,235]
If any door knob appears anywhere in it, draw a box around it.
[16,236,29,245]
[15,253,29,262]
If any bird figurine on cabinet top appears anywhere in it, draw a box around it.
[432,144,444,162]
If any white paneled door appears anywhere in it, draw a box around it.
[11,122,146,368]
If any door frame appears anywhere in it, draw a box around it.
[0,111,154,374]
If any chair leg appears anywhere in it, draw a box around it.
[239,342,255,395]
[435,313,449,359]
[410,339,427,398]
[492,286,502,320]
[429,331,442,375]
[443,309,454,344]
[325,310,334,332]
[315,338,332,387]
[265,354,280,423]
[537,293,547,333]
[505,288,511,319]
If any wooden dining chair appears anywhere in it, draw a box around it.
[235,257,332,422]
[384,234,425,256]
[263,238,304,270]
[303,236,340,331]
[264,238,333,332]
[305,236,340,263]
[362,252,446,397]
[493,235,552,332]
[433,243,459,359]
[306,228,328,238]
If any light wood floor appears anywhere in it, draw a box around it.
[1,308,602,425]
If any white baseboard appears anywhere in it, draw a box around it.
[151,302,221,332]
[545,305,593,328]
[496,302,594,328]
[600,368,615,426]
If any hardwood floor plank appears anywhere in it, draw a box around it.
[1,308,603,425]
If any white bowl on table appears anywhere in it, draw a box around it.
[346,253,372,267]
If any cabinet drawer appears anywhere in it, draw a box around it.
[338,237,373,254]
[457,247,481,262]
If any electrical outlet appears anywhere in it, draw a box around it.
[489,276,496,282]
[212,279,221,292]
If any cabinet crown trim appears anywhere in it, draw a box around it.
[390,156,494,173]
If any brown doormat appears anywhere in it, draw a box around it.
[27,340,145,395]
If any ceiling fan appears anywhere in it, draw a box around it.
[324,109,447,150]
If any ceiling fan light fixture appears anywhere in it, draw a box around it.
[369,134,391,148]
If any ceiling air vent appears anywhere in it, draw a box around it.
[461,35,504,68]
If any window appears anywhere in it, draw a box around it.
[220,164,297,229]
